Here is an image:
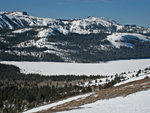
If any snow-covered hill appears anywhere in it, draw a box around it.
[100,33,150,49]
[59,90,150,113]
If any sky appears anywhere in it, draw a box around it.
[0,0,149,27]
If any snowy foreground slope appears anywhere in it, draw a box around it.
[59,90,150,113]
[23,77,150,113]
[1,59,150,75]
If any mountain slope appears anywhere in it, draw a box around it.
[100,33,150,49]
[0,11,150,62]
[58,89,150,113]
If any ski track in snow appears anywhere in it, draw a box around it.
[1,59,150,76]
[23,93,93,113]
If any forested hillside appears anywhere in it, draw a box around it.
[0,12,150,63]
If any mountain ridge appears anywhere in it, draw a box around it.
[0,11,150,62]
[0,11,150,35]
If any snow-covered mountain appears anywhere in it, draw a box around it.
[0,11,150,62]
[0,11,150,35]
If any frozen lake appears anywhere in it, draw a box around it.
[1,59,150,75]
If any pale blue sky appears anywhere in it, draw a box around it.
[0,0,149,27]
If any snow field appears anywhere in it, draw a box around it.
[1,59,150,76]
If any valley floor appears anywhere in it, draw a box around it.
[1,59,150,113]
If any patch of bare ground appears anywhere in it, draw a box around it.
[36,77,150,113]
